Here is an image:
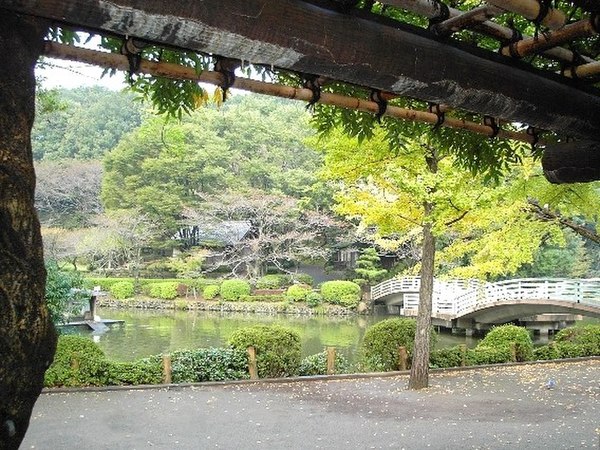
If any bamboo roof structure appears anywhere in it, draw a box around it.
[3,0,600,181]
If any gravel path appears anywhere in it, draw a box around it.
[22,359,599,449]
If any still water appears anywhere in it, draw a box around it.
[73,308,480,363]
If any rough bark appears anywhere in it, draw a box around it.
[408,152,438,390]
[0,13,56,449]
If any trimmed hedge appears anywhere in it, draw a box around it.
[203,285,220,300]
[360,318,419,372]
[306,292,323,308]
[256,274,291,289]
[299,350,351,376]
[109,281,135,300]
[554,324,600,357]
[477,325,533,362]
[148,282,179,300]
[466,346,514,365]
[320,281,361,308]
[220,280,252,301]
[429,346,464,369]
[286,284,312,302]
[171,348,249,382]
[228,325,301,378]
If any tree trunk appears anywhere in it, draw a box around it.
[0,13,56,449]
[409,149,438,390]
[408,216,436,390]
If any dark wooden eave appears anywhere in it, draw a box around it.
[3,0,600,140]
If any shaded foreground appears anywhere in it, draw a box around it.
[24,360,599,449]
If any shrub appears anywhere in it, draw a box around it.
[203,284,220,300]
[360,318,418,372]
[220,280,251,301]
[286,284,312,302]
[228,325,301,378]
[532,344,561,361]
[429,346,464,369]
[293,273,314,287]
[104,358,163,385]
[148,282,179,300]
[478,325,533,362]
[171,348,249,382]
[239,294,285,303]
[44,335,107,387]
[466,346,514,365]
[337,294,361,309]
[109,281,135,300]
[45,261,88,324]
[256,274,291,289]
[306,292,323,308]
[554,325,600,357]
[320,281,361,307]
[299,350,351,376]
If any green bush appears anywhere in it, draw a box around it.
[239,294,285,303]
[220,279,252,301]
[320,281,361,307]
[306,292,323,308]
[256,274,291,289]
[45,261,88,324]
[44,335,108,387]
[554,325,600,357]
[171,348,249,382]
[228,325,301,378]
[148,281,179,300]
[84,277,134,291]
[104,358,163,385]
[203,284,220,300]
[360,318,419,372]
[109,281,135,300]
[286,284,312,302]
[299,350,351,376]
[532,344,561,361]
[466,346,513,365]
[478,325,533,362]
[429,346,464,369]
[293,273,314,287]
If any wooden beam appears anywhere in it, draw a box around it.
[43,42,537,144]
[542,141,600,183]
[500,17,600,59]
[4,0,600,140]
[564,60,600,79]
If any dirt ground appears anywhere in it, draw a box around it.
[21,359,599,449]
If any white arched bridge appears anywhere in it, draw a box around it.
[371,277,600,333]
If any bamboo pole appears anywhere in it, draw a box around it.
[247,346,258,380]
[500,17,600,59]
[564,60,600,79]
[430,5,503,36]
[326,347,336,375]
[162,354,172,384]
[42,42,538,145]
[382,0,592,64]
[485,0,566,30]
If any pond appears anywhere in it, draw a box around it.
[68,308,481,364]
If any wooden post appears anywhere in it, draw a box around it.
[398,346,409,371]
[326,347,336,375]
[510,343,517,362]
[162,354,172,384]
[247,346,258,380]
[459,344,467,367]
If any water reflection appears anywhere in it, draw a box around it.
[65,308,489,364]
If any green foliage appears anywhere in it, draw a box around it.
[353,248,388,285]
[298,350,350,376]
[360,318,419,372]
[228,325,301,378]
[285,284,312,302]
[256,274,291,289]
[109,281,135,300]
[478,325,533,362]
[429,346,464,369]
[532,344,561,361]
[293,273,314,287]
[103,358,163,386]
[44,335,107,387]
[466,346,513,365]
[220,279,252,301]
[306,292,323,308]
[203,284,220,300]
[148,281,179,300]
[171,348,249,382]
[45,261,88,324]
[320,280,361,307]
[554,325,600,357]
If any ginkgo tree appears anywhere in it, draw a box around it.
[315,127,599,389]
